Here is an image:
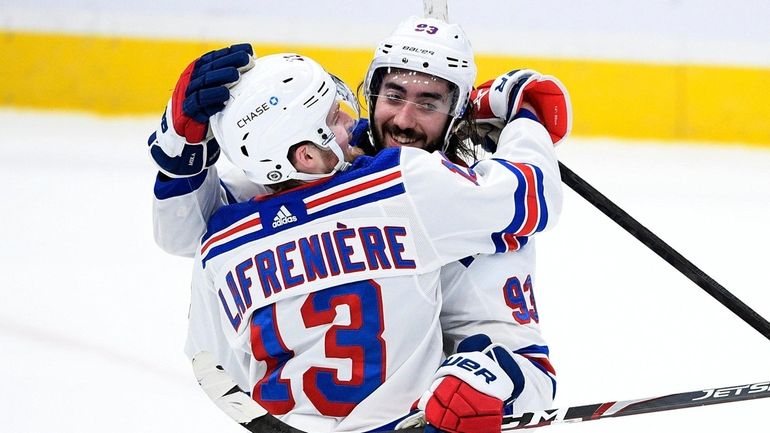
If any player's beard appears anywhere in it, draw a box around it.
[373,122,444,153]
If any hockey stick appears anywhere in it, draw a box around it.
[198,345,770,431]
[390,378,770,432]
[558,162,770,341]
[207,364,770,433]
[423,0,448,21]
[192,351,306,433]
[498,378,770,430]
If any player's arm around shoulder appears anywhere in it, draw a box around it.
[469,68,571,232]
[150,43,256,258]
[488,106,563,230]
[493,103,561,179]
[397,134,561,261]
[397,147,501,253]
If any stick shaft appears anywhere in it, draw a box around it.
[387,379,770,432]
[423,0,448,20]
[559,161,770,341]
[501,379,770,430]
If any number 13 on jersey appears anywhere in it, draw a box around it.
[250,281,386,416]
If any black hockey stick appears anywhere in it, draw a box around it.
[240,414,305,433]
[498,379,770,430]
[423,0,448,21]
[558,161,770,341]
[229,378,770,432]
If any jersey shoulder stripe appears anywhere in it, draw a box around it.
[496,234,529,253]
[304,169,401,214]
[200,213,262,256]
[489,159,548,253]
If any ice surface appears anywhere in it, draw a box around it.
[1,109,768,432]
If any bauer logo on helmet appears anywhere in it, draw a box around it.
[401,45,435,56]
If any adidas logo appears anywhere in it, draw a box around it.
[272,205,298,228]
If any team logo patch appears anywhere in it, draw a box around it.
[267,170,282,182]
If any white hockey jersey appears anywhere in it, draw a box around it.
[184,118,562,432]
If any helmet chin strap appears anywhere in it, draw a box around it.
[440,117,459,154]
[329,141,351,172]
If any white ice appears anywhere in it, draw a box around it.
[1,109,768,432]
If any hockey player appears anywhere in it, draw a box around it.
[185,52,562,433]
[359,22,569,426]
[149,17,570,431]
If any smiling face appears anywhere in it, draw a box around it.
[370,68,455,152]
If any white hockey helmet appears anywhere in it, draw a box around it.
[210,53,359,185]
[364,16,477,150]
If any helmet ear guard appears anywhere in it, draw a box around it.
[210,54,358,185]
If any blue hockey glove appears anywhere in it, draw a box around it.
[148,43,255,178]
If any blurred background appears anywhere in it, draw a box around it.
[1,1,769,432]
[4,0,770,144]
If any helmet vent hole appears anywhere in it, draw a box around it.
[276,164,282,169]
[422,62,429,68]
[317,128,323,133]
[242,132,249,140]
[321,133,328,140]
[446,57,460,69]
[240,145,249,156]
[283,77,293,83]
[401,57,408,64]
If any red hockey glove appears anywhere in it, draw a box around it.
[418,335,525,433]
[472,69,571,147]
[148,43,255,178]
[422,375,505,433]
